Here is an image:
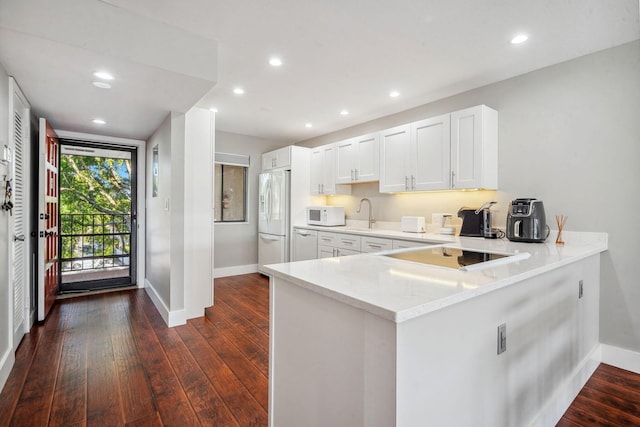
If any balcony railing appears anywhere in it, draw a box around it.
[60,213,131,273]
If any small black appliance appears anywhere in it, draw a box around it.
[458,201,498,238]
[506,198,548,243]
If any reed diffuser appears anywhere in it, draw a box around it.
[555,215,568,245]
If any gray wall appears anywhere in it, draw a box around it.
[145,114,172,305]
[214,131,287,270]
[299,41,640,353]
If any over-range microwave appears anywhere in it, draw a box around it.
[306,206,345,226]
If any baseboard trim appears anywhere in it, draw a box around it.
[144,279,186,327]
[600,344,640,374]
[214,264,258,278]
[0,347,15,394]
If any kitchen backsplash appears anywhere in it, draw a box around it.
[326,182,511,229]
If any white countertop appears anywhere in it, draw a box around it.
[264,230,608,323]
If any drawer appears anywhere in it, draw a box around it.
[392,239,428,249]
[361,236,393,253]
[318,245,335,258]
[336,234,361,251]
[318,231,339,246]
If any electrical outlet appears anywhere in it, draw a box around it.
[579,280,584,299]
[497,323,507,354]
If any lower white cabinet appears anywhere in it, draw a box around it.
[392,239,428,249]
[361,236,393,253]
[318,231,361,258]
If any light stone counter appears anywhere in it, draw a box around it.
[264,231,608,322]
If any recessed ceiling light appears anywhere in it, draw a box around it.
[510,34,528,44]
[269,57,283,67]
[389,91,400,98]
[233,87,245,95]
[305,123,313,128]
[340,110,349,116]
[92,81,111,89]
[93,71,114,80]
[92,118,106,125]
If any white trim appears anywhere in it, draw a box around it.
[54,130,146,289]
[144,279,186,327]
[0,348,15,393]
[214,264,258,278]
[600,343,640,374]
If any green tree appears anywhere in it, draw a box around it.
[59,154,132,264]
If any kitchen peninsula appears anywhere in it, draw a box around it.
[264,231,608,426]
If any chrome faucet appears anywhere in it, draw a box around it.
[356,198,376,229]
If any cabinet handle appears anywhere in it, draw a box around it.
[351,169,355,181]
[411,175,415,189]
[451,171,456,188]
[405,176,409,190]
[369,244,382,249]
[355,169,359,181]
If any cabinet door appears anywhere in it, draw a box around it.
[412,114,451,191]
[450,105,497,189]
[335,139,357,184]
[262,152,274,172]
[354,133,379,183]
[273,146,291,169]
[321,144,338,194]
[310,147,324,194]
[379,124,411,192]
[318,245,335,258]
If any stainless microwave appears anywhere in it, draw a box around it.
[306,206,345,226]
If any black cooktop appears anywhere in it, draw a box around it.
[384,247,509,269]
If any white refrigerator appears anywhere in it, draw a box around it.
[258,170,290,273]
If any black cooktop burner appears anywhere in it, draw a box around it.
[384,247,509,269]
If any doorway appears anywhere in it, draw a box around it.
[58,141,137,293]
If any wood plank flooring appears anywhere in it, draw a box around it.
[0,274,269,426]
[1,273,639,426]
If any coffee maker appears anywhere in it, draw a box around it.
[506,198,548,242]
[458,201,498,238]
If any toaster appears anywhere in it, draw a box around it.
[401,216,426,233]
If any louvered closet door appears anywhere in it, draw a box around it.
[11,84,29,349]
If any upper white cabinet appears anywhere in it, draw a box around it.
[379,124,411,192]
[335,133,379,184]
[380,105,497,192]
[310,143,351,195]
[450,105,498,190]
[262,146,292,171]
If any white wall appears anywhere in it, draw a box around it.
[145,107,214,325]
[299,41,640,354]
[214,131,286,274]
[0,61,13,391]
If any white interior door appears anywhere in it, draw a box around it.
[9,79,30,350]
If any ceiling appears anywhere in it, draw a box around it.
[1,0,638,143]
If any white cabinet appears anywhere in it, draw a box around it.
[310,144,350,195]
[379,124,411,192]
[262,146,292,171]
[450,105,498,190]
[361,236,393,253]
[336,133,379,184]
[379,105,497,192]
[392,239,428,250]
[318,231,361,257]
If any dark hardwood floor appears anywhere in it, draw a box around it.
[0,273,639,426]
[0,274,269,426]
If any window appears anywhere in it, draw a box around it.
[214,153,249,222]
